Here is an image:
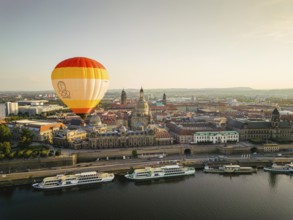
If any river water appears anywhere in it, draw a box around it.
[1,171,293,220]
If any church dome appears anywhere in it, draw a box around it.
[118,125,127,133]
[130,87,152,130]
[135,87,149,116]
[136,99,149,116]
[85,115,102,127]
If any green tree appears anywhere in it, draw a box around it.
[17,150,25,158]
[0,142,11,155]
[0,153,5,160]
[32,150,40,158]
[40,149,49,157]
[55,149,61,156]
[8,151,16,159]
[49,150,54,156]
[24,150,33,158]
[0,125,12,142]
[132,149,138,158]
[18,128,34,148]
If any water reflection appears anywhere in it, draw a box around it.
[268,173,277,188]
[39,183,107,196]
[133,176,192,186]
[2,171,293,220]
[0,184,33,200]
[0,187,15,199]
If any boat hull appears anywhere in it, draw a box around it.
[204,169,257,174]
[204,164,257,174]
[263,167,293,174]
[124,170,195,181]
[32,176,114,190]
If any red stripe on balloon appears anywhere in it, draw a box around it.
[71,108,94,114]
[55,57,105,69]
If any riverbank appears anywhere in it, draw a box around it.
[1,142,293,188]
[1,156,290,188]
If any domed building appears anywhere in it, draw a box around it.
[130,87,153,130]
[85,114,102,127]
[83,114,107,133]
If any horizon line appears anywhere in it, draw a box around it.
[2,86,293,92]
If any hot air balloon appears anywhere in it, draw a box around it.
[51,57,109,119]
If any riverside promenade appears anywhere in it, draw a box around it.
[1,154,292,187]
[1,142,293,187]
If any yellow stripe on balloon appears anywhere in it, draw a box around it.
[61,100,102,108]
[51,79,109,100]
[51,67,109,80]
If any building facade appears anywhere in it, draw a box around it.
[18,104,64,116]
[6,102,18,115]
[53,129,88,148]
[8,120,65,143]
[0,104,6,119]
[166,119,220,144]
[193,131,239,144]
[227,108,292,141]
[88,126,155,149]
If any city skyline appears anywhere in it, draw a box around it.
[1,0,293,91]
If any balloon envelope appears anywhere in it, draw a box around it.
[51,57,109,115]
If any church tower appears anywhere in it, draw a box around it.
[163,93,167,105]
[271,108,280,128]
[139,87,144,99]
[121,89,127,105]
[130,87,152,130]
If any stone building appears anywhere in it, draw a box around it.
[88,126,155,149]
[153,127,173,145]
[193,131,239,144]
[166,119,220,144]
[227,108,292,141]
[53,129,88,148]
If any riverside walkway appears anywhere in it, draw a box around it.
[1,155,292,187]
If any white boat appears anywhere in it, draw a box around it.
[263,162,293,173]
[204,164,257,174]
[124,164,195,181]
[32,171,114,190]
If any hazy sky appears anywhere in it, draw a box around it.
[1,0,293,91]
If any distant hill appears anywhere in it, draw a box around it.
[2,87,293,98]
[107,87,293,98]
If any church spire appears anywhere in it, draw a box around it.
[163,92,167,105]
[140,87,144,99]
[121,88,127,105]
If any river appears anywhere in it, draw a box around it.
[1,171,293,220]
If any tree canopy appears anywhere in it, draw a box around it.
[0,142,11,155]
[0,125,12,142]
[18,128,34,148]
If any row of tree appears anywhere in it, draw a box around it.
[0,124,61,160]
[0,124,34,147]
[0,145,61,160]
[0,125,12,160]
[0,124,12,142]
